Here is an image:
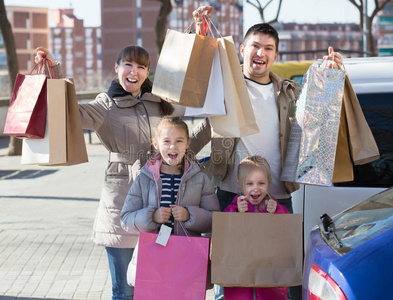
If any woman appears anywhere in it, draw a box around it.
[35,45,174,300]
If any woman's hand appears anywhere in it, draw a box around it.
[265,199,278,214]
[323,46,344,70]
[170,205,190,222]
[237,196,248,213]
[192,6,213,34]
[153,207,172,224]
[35,46,56,65]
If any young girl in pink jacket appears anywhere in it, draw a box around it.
[224,155,289,300]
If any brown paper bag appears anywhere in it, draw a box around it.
[152,29,216,107]
[54,79,88,166]
[211,212,303,287]
[21,79,68,165]
[342,75,380,165]
[209,37,259,137]
[333,102,354,182]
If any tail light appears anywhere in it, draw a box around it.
[308,264,347,300]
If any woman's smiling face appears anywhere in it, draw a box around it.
[115,60,149,97]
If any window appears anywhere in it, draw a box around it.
[335,93,393,188]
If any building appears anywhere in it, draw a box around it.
[100,0,243,85]
[376,3,393,56]
[276,23,363,62]
[2,6,50,74]
[50,9,102,90]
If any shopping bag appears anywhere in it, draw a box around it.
[134,232,210,300]
[280,64,346,186]
[127,241,139,287]
[54,79,88,166]
[343,75,380,165]
[211,212,303,287]
[3,73,47,139]
[209,37,259,137]
[185,46,226,117]
[21,79,68,165]
[152,29,216,107]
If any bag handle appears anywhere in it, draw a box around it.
[30,58,55,79]
[320,52,345,71]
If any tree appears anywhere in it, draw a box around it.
[0,0,22,155]
[347,0,392,56]
[153,0,173,54]
[246,0,283,24]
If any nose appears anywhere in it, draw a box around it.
[129,65,137,74]
[256,48,264,57]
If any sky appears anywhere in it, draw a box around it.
[4,0,372,28]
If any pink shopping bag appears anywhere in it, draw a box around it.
[134,231,210,300]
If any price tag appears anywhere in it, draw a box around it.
[155,224,172,246]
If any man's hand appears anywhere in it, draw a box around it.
[192,6,213,34]
[323,46,344,70]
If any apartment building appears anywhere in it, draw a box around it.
[100,0,243,83]
[50,9,102,90]
[2,6,50,74]
[276,23,363,61]
[377,3,393,56]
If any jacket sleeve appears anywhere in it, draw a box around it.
[121,175,160,234]
[188,118,212,158]
[78,94,109,131]
[183,173,219,233]
[224,195,240,212]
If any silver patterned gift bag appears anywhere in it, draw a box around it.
[281,63,346,186]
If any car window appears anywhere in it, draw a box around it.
[334,92,393,188]
[324,188,393,254]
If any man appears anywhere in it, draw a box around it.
[190,6,343,300]
[190,6,342,213]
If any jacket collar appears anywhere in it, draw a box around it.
[144,154,194,182]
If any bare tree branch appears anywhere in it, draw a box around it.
[246,0,283,24]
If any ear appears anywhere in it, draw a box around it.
[236,178,241,188]
[274,51,279,61]
[240,44,245,59]
[186,138,191,149]
[115,63,118,73]
[152,139,159,151]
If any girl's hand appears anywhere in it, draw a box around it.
[266,199,278,214]
[35,46,56,65]
[322,46,343,70]
[192,6,213,34]
[153,207,172,224]
[170,205,190,222]
[237,196,248,213]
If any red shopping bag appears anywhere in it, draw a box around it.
[3,73,48,139]
[134,232,210,300]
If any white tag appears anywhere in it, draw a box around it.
[155,224,172,246]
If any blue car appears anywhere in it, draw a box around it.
[303,187,393,300]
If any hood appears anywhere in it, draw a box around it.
[141,154,201,183]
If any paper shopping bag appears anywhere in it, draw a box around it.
[3,74,47,139]
[332,102,354,182]
[53,79,88,166]
[152,29,216,107]
[280,64,346,186]
[185,46,226,117]
[134,232,210,300]
[342,75,380,165]
[209,37,259,137]
[21,79,68,165]
[211,212,303,287]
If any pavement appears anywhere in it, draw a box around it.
[0,132,215,300]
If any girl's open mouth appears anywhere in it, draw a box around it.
[168,153,178,160]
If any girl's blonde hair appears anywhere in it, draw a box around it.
[237,156,272,188]
[154,116,189,140]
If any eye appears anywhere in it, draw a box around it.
[246,182,253,186]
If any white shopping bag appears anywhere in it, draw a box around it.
[185,46,226,117]
[21,79,67,165]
